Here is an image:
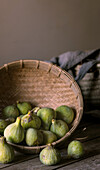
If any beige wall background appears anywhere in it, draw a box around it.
[0,0,100,66]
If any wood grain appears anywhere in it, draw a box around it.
[0,117,99,170]
[1,138,100,170]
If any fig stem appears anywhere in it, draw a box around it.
[16,117,21,125]
[16,101,20,104]
[29,107,40,114]
[52,119,56,124]
[47,143,52,146]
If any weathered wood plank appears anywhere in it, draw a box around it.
[78,115,93,128]
[70,123,100,142]
[0,116,87,169]
[57,154,100,170]
[1,136,100,170]
[61,121,100,148]
[51,137,100,170]
[0,117,99,170]
[84,110,100,119]
[0,153,38,169]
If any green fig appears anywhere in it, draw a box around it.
[40,144,61,165]
[41,130,57,145]
[67,140,84,159]
[3,105,19,119]
[50,119,69,139]
[21,111,41,129]
[4,117,24,144]
[5,117,15,124]
[56,105,74,124]
[0,119,8,134]
[37,108,56,130]
[0,118,16,135]
[0,136,15,163]
[17,101,32,115]
[26,128,43,146]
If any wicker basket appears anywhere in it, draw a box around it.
[75,63,100,110]
[0,60,83,154]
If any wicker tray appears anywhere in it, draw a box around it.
[0,60,83,154]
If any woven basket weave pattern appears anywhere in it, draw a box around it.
[75,64,100,109]
[0,60,83,153]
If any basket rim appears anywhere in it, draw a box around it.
[0,59,84,151]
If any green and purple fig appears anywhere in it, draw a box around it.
[56,105,74,124]
[26,128,43,146]
[67,140,84,159]
[41,130,57,145]
[40,144,61,165]
[0,136,15,163]
[50,119,69,139]
[4,117,24,144]
[21,111,41,129]
[0,119,8,134]
[37,108,56,130]
[3,105,19,119]
[17,101,32,115]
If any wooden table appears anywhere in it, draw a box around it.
[0,112,100,170]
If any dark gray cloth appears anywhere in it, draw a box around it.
[49,49,100,83]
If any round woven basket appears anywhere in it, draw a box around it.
[0,60,83,154]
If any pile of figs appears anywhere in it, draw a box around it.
[0,101,84,165]
[1,102,75,146]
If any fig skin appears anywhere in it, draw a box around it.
[17,101,32,115]
[40,144,61,165]
[41,130,57,145]
[0,118,15,135]
[50,119,69,139]
[26,128,43,146]
[0,137,15,164]
[4,117,24,144]
[0,119,8,135]
[37,108,56,130]
[21,112,41,129]
[67,140,84,159]
[56,105,74,124]
[5,117,15,124]
[3,105,19,119]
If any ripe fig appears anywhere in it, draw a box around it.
[4,117,24,144]
[0,136,15,163]
[17,101,32,115]
[37,108,56,130]
[56,105,74,124]
[0,119,8,135]
[21,111,41,129]
[67,140,84,159]
[26,128,43,146]
[41,130,57,145]
[40,144,61,165]
[50,119,69,139]
[3,105,19,119]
